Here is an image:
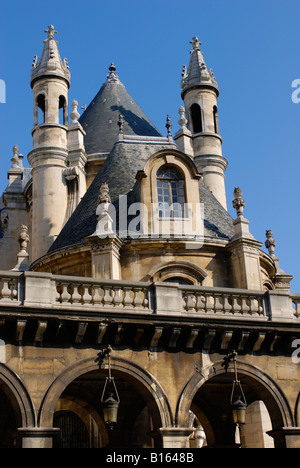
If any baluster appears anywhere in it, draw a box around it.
[195,294,205,313]
[61,283,71,303]
[204,293,214,313]
[214,294,224,313]
[0,278,12,300]
[113,286,123,307]
[240,296,250,315]
[93,285,103,305]
[103,285,113,306]
[223,294,232,314]
[72,284,82,304]
[185,291,196,312]
[231,295,241,314]
[142,288,149,309]
[293,299,300,318]
[123,287,134,307]
[133,287,144,308]
[257,296,264,316]
[82,284,92,305]
[249,296,259,315]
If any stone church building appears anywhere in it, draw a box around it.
[0,26,299,448]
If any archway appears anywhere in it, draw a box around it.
[177,360,293,448]
[39,355,172,448]
[0,364,35,447]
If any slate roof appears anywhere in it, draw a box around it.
[49,139,234,253]
[79,65,162,155]
[49,139,176,252]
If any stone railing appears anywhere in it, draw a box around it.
[292,294,300,318]
[180,285,265,318]
[0,271,23,305]
[54,276,151,312]
[0,271,298,322]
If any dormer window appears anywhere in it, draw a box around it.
[157,166,185,218]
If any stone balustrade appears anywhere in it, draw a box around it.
[0,271,298,322]
[0,271,23,304]
[180,285,265,318]
[292,294,300,318]
[55,277,150,311]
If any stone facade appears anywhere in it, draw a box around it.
[0,27,299,449]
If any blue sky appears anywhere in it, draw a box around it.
[0,0,299,292]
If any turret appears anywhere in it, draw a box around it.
[179,37,228,209]
[28,25,71,260]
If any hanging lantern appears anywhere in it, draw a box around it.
[100,345,120,430]
[229,351,247,429]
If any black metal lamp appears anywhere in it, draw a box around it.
[229,351,247,428]
[101,345,120,430]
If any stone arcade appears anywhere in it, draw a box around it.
[0,27,300,448]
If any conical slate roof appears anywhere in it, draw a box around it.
[79,64,162,155]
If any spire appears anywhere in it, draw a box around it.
[31,25,71,87]
[181,36,218,95]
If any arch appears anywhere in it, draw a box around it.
[190,103,203,133]
[213,105,219,134]
[59,95,68,126]
[36,93,46,125]
[148,260,208,286]
[141,149,202,182]
[38,355,173,431]
[176,359,293,431]
[0,364,36,428]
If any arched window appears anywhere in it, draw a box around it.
[59,95,68,126]
[190,104,203,133]
[37,94,46,125]
[213,106,219,134]
[157,166,185,218]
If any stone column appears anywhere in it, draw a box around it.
[267,427,300,448]
[227,188,263,290]
[152,428,194,448]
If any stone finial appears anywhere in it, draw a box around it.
[44,25,58,41]
[11,145,20,168]
[166,115,172,136]
[18,225,30,253]
[190,36,202,51]
[94,183,114,237]
[178,106,188,129]
[13,225,30,271]
[99,183,111,207]
[118,114,124,136]
[70,100,80,123]
[106,63,120,84]
[232,187,245,218]
[265,230,276,258]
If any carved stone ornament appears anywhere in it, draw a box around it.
[232,187,245,218]
[18,225,30,253]
[70,100,80,123]
[265,230,276,257]
[98,183,111,206]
